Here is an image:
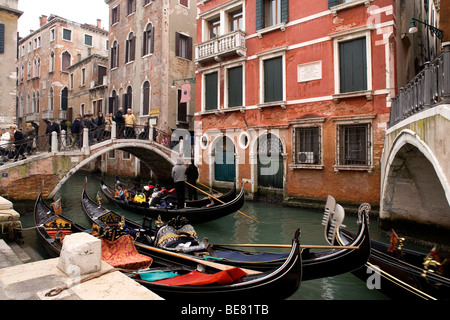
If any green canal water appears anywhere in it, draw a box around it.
[17,172,397,300]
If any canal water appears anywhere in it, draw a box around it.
[17,171,399,300]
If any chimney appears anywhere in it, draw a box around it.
[39,15,48,27]
[97,19,102,29]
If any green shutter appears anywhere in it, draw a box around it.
[228,66,242,108]
[0,24,4,53]
[339,38,367,93]
[256,0,265,31]
[281,0,289,23]
[328,0,340,7]
[264,57,283,103]
[205,72,218,110]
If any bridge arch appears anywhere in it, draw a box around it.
[50,141,177,198]
[380,129,450,228]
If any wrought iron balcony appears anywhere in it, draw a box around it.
[388,44,450,128]
[195,30,246,64]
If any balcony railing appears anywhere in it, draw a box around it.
[195,30,246,64]
[25,113,40,122]
[388,44,450,128]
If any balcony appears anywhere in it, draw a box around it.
[195,30,246,65]
[25,113,40,123]
[42,110,54,121]
[388,44,450,128]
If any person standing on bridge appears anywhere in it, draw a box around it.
[124,108,136,139]
[11,126,26,161]
[114,108,125,138]
[45,118,60,151]
[172,158,186,209]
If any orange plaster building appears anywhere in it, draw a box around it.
[194,0,397,207]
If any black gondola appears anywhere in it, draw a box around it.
[100,180,246,224]
[340,227,450,300]
[82,188,370,281]
[131,229,303,300]
[322,195,450,300]
[34,193,86,258]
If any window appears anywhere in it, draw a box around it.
[175,32,192,60]
[50,51,55,72]
[125,32,135,63]
[229,9,243,32]
[122,151,131,160]
[50,28,55,41]
[108,149,115,159]
[144,0,151,6]
[337,123,371,166]
[180,0,188,7]
[85,34,93,46]
[294,126,321,165]
[142,81,150,115]
[204,71,218,111]
[227,66,243,108]
[143,23,154,56]
[36,91,40,113]
[329,0,358,7]
[81,68,86,86]
[109,90,119,114]
[63,28,72,41]
[127,0,136,15]
[263,56,283,103]
[123,86,132,110]
[209,18,220,39]
[61,87,68,111]
[61,51,71,72]
[0,23,5,53]
[49,87,54,110]
[111,40,119,68]
[256,0,289,30]
[70,74,74,89]
[177,89,187,122]
[339,37,367,93]
[112,6,120,25]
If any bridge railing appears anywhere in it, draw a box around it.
[0,123,174,165]
[388,44,450,128]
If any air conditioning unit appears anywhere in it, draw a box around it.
[297,152,314,164]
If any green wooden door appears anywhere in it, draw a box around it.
[257,134,283,189]
[214,137,236,182]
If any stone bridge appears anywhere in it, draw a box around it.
[380,47,450,229]
[0,130,184,201]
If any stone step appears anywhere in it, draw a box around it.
[8,242,32,263]
[0,240,23,268]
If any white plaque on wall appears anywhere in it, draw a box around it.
[297,61,322,82]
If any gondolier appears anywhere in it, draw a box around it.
[172,158,186,209]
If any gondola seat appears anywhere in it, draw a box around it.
[101,234,153,270]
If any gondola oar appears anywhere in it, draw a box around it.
[197,181,221,194]
[134,242,262,275]
[215,243,359,250]
[185,181,258,223]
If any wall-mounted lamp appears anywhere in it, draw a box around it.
[171,77,196,89]
[409,17,444,40]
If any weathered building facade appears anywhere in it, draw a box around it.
[16,14,108,135]
[194,0,397,207]
[104,0,197,139]
[0,0,22,128]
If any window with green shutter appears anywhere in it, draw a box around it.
[227,66,243,108]
[256,0,289,30]
[205,72,218,110]
[0,24,5,53]
[264,56,283,103]
[339,37,367,93]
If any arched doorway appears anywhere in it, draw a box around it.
[257,133,283,189]
[214,136,236,182]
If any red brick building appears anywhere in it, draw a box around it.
[194,0,396,207]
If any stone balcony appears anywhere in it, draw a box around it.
[195,30,246,65]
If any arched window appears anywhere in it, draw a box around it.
[142,81,150,115]
[111,40,119,69]
[36,91,40,113]
[143,23,154,56]
[32,92,36,113]
[125,32,135,63]
[61,51,71,72]
[124,86,133,110]
[61,87,68,111]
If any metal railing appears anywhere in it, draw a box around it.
[388,44,450,128]
[0,122,173,165]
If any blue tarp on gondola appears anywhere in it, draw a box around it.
[214,250,289,263]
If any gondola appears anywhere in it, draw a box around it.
[340,226,450,300]
[100,179,245,224]
[115,178,237,208]
[323,195,450,300]
[33,193,86,258]
[82,188,370,280]
[129,229,302,300]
